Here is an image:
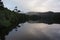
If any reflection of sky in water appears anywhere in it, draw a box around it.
[5,22,60,40]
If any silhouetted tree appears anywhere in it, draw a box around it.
[17,10,21,13]
[14,6,17,12]
[0,0,4,8]
[14,6,21,13]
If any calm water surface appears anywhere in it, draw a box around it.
[5,22,60,40]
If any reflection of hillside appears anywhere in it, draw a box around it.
[28,20,40,23]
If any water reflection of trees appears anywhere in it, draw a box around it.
[0,13,60,40]
[0,24,21,40]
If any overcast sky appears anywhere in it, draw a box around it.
[2,0,60,12]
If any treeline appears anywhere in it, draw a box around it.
[27,12,60,24]
[0,7,29,27]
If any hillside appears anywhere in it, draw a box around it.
[0,6,29,28]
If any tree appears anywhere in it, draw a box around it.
[14,6,21,13]
[14,6,17,11]
[0,0,4,8]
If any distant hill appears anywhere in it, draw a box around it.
[27,11,60,15]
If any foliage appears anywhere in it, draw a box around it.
[0,7,28,27]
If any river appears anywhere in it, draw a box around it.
[4,22,60,40]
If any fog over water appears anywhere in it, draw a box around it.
[5,22,60,40]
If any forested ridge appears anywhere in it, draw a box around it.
[0,0,29,27]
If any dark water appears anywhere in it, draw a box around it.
[0,20,60,40]
[4,22,60,40]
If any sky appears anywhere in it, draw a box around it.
[2,0,60,12]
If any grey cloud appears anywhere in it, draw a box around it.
[2,0,60,12]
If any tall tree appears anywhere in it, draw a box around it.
[0,0,4,8]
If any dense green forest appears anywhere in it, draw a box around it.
[0,8,29,27]
[0,0,29,28]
